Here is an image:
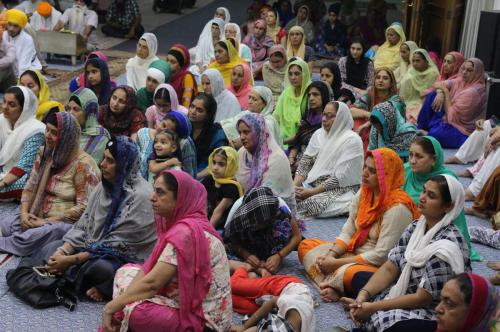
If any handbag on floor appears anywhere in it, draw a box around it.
[6,256,77,310]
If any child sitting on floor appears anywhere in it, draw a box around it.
[229,261,316,332]
[148,129,181,182]
[146,85,173,129]
[202,146,242,229]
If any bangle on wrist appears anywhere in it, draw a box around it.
[57,246,70,256]
[277,251,284,260]
[360,288,372,299]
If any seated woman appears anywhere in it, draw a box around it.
[368,98,417,161]
[207,38,247,87]
[435,273,498,332]
[101,0,144,39]
[284,5,314,45]
[341,175,471,332]
[0,86,45,201]
[69,51,109,93]
[0,112,100,256]
[338,37,374,100]
[273,58,311,146]
[243,19,273,79]
[314,3,347,60]
[145,83,187,129]
[236,113,296,211]
[188,93,227,179]
[373,23,406,70]
[202,146,243,229]
[84,57,116,106]
[225,187,302,276]
[166,43,197,108]
[221,86,282,149]
[403,136,478,260]
[399,48,439,123]
[98,86,146,141]
[126,33,159,91]
[100,170,233,332]
[136,59,172,112]
[319,62,342,100]
[224,22,253,66]
[288,81,332,174]
[294,101,364,219]
[393,41,418,85]
[227,63,253,111]
[136,110,197,179]
[265,8,286,46]
[437,51,464,81]
[192,18,225,74]
[417,58,487,149]
[262,44,287,104]
[40,136,156,301]
[19,68,60,121]
[466,166,500,220]
[201,68,241,122]
[67,88,111,165]
[286,26,315,74]
[299,148,418,302]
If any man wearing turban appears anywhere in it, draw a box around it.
[2,9,42,74]
[0,15,17,92]
[30,2,62,31]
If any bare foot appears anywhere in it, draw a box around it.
[456,169,472,178]
[487,261,500,271]
[445,156,463,164]
[86,287,104,302]
[464,188,475,201]
[464,207,488,219]
[319,282,340,302]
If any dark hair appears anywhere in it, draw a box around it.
[69,95,82,107]
[450,273,473,305]
[5,86,25,109]
[215,40,229,52]
[428,175,452,205]
[154,88,171,103]
[412,136,436,157]
[213,148,228,160]
[151,129,181,161]
[20,70,41,88]
[349,36,367,55]
[369,115,382,128]
[270,51,285,59]
[320,62,342,99]
[191,93,222,163]
[304,81,331,112]
[161,172,178,199]
[413,51,428,63]
[162,113,179,130]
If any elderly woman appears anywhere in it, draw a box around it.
[236,113,296,212]
[224,22,252,67]
[294,101,364,219]
[126,33,159,91]
[243,19,274,79]
[166,44,197,108]
[40,137,156,301]
[192,18,225,73]
[285,4,314,45]
[417,58,487,149]
[286,26,315,73]
[201,68,241,123]
[373,23,406,70]
[437,51,465,81]
[67,88,111,164]
[0,112,100,256]
[299,148,419,302]
[262,44,287,103]
[0,86,45,201]
[341,175,471,331]
[100,170,232,332]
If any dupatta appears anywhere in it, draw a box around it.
[394,41,418,84]
[399,48,439,105]
[126,33,159,90]
[438,51,464,81]
[84,57,114,106]
[244,19,274,63]
[227,63,252,110]
[202,69,241,122]
[208,146,243,197]
[19,69,51,120]
[168,43,197,100]
[286,25,306,59]
[373,24,406,70]
[207,38,247,86]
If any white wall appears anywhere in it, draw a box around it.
[495,0,500,9]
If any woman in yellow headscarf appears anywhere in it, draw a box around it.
[373,23,406,70]
[208,38,249,86]
[19,69,63,120]
[203,146,243,229]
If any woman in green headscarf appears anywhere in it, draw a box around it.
[67,88,111,164]
[403,135,479,260]
[136,59,172,111]
[273,58,311,146]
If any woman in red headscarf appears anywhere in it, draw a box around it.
[166,44,197,108]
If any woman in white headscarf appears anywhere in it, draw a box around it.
[294,101,364,218]
[126,33,159,91]
[224,22,252,66]
[201,69,241,123]
[341,174,471,332]
[0,86,45,201]
[192,18,225,73]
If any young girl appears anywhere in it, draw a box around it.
[84,57,115,106]
[145,83,187,129]
[202,146,242,229]
[148,129,182,183]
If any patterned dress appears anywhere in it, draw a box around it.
[364,220,471,331]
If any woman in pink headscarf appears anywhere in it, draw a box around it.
[417,58,487,148]
[243,19,274,79]
[227,63,253,110]
[438,51,465,81]
[100,170,232,332]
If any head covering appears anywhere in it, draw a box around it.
[438,51,464,81]
[163,110,191,138]
[100,85,142,137]
[216,6,231,23]
[208,38,246,86]
[147,59,171,84]
[320,62,342,100]
[262,44,287,96]
[457,273,498,332]
[146,83,183,128]
[266,10,282,42]
[168,44,194,98]
[74,51,108,92]
[202,68,241,122]
[0,86,44,172]
[6,9,28,28]
[386,174,467,299]
[369,97,417,158]
[366,67,398,110]
[208,146,243,197]
[399,48,439,104]
[37,2,52,17]
[141,170,221,331]
[227,63,253,110]
[273,58,311,141]
[19,69,51,120]
[328,3,341,14]
[245,19,274,63]
[394,41,418,84]
[195,18,225,67]
[63,136,155,263]
[38,101,64,122]
[225,187,279,260]
[286,25,306,59]
[373,23,406,70]
[85,57,114,106]
[348,148,419,252]
[138,33,158,63]
[126,33,159,90]
[70,88,110,162]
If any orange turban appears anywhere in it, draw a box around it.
[5,9,28,28]
[37,2,53,18]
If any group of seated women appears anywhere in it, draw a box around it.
[0,3,498,332]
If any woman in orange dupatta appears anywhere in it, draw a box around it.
[298,148,419,302]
